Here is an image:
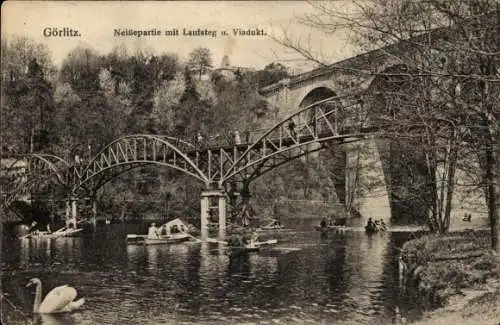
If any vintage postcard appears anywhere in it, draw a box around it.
[1,1,498,325]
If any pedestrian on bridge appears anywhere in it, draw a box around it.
[234,131,241,145]
[196,133,204,148]
[288,120,297,139]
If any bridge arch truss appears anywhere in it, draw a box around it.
[0,153,73,208]
[218,93,379,184]
[75,135,209,191]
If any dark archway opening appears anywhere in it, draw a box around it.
[296,87,352,219]
[299,87,337,108]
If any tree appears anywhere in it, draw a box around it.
[1,37,57,153]
[52,82,81,160]
[1,36,56,84]
[152,72,185,133]
[187,47,213,80]
[276,1,500,249]
[2,58,55,152]
[60,47,101,97]
[211,70,270,136]
[253,62,290,88]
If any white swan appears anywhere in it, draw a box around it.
[26,278,85,313]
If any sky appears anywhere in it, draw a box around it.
[1,1,356,73]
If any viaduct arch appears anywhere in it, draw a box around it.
[261,48,487,226]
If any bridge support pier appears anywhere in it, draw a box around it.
[65,200,70,220]
[91,199,97,226]
[218,195,227,239]
[200,189,227,240]
[240,181,252,226]
[65,197,78,228]
[344,138,391,225]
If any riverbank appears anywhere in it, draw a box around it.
[400,230,500,325]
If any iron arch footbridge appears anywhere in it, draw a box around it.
[2,93,396,236]
[75,93,382,189]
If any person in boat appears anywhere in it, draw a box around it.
[66,218,76,229]
[365,218,377,233]
[46,224,52,234]
[28,221,38,232]
[228,234,237,247]
[148,223,160,239]
[250,230,259,244]
[159,225,167,236]
[275,217,282,227]
[379,219,387,231]
[320,217,327,228]
[27,221,39,235]
[242,230,255,245]
[229,233,245,247]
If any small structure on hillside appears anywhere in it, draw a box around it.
[214,55,255,80]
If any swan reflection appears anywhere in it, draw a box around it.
[33,313,77,325]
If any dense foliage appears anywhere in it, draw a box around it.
[1,39,334,223]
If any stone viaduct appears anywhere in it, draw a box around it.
[257,39,486,227]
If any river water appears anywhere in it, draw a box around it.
[1,220,425,325]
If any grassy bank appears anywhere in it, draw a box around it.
[401,231,500,325]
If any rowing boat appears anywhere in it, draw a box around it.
[127,233,191,245]
[20,228,83,239]
[143,233,191,245]
[257,226,294,233]
[127,218,195,245]
[314,225,345,231]
[227,239,278,256]
[255,219,293,233]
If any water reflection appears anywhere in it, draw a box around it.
[18,237,83,270]
[343,232,390,323]
[33,313,78,325]
[200,243,227,282]
[19,238,30,268]
[2,224,424,325]
[125,244,142,265]
[248,254,278,276]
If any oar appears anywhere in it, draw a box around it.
[256,239,278,246]
[185,233,202,243]
[126,234,147,239]
[54,226,68,233]
[205,237,229,244]
[182,232,224,244]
